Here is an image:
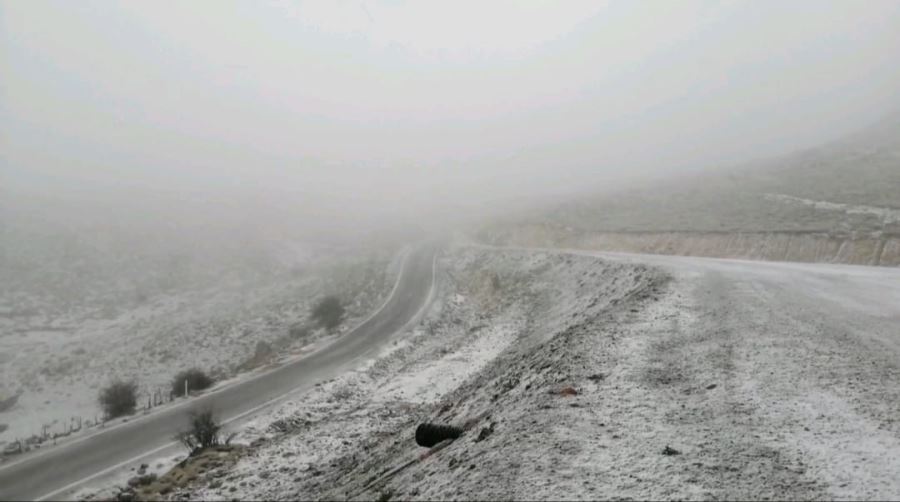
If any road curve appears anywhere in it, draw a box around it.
[0,244,439,501]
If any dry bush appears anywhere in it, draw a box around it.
[177,409,222,455]
[311,296,345,330]
[99,380,138,419]
[171,368,214,397]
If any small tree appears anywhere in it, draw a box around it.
[177,408,221,455]
[99,380,138,419]
[171,368,214,398]
[311,296,345,330]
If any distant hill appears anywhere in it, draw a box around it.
[479,113,900,266]
[544,112,900,236]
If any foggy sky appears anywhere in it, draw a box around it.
[3,0,900,236]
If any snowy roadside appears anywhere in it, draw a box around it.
[116,245,663,501]
[111,243,900,502]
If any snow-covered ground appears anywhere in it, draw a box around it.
[87,244,900,500]
[0,247,403,449]
[105,246,660,501]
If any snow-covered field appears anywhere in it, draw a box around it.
[0,246,402,449]
[84,244,900,500]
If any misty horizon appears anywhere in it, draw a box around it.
[4,1,900,241]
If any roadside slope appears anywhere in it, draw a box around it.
[160,246,662,501]
[344,248,900,500]
[118,246,900,501]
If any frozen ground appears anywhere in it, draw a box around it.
[91,245,900,500]
[0,246,403,448]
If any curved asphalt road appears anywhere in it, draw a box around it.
[0,244,439,501]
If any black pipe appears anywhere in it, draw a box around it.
[415,423,463,447]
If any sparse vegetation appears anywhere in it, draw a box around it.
[177,409,222,455]
[119,444,244,501]
[98,380,138,419]
[1,240,394,449]
[311,295,345,330]
[171,368,215,398]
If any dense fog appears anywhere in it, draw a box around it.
[3,0,900,244]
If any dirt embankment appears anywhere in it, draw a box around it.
[480,224,900,267]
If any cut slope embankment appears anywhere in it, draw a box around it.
[479,224,900,266]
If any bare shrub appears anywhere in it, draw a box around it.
[311,296,345,330]
[99,380,138,419]
[253,341,273,359]
[177,409,221,455]
[171,368,214,398]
